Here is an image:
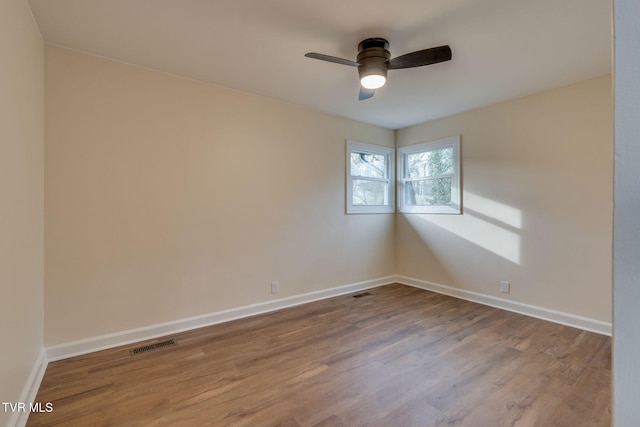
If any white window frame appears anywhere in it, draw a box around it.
[346,140,395,214]
[398,135,461,214]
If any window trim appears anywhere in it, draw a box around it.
[346,140,395,214]
[397,136,461,214]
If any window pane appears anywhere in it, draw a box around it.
[404,178,452,206]
[352,179,386,205]
[406,147,453,178]
[350,152,386,178]
[346,140,395,214]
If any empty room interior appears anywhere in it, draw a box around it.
[3,0,640,426]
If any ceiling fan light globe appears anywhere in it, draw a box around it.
[360,74,386,89]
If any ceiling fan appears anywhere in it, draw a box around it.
[305,38,452,100]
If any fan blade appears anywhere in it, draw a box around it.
[388,45,452,70]
[305,52,359,67]
[359,87,375,101]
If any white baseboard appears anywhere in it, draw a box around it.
[46,276,396,362]
[10,348,48,427]
[46,274,611,362]
[396,275,612,336]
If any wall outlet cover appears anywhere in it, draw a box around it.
[500,281,510,293]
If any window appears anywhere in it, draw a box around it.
[346,140,395,214]
[398,136,461,214]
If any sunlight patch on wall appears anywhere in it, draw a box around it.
[464,192,522,229]
[406,195,522,264]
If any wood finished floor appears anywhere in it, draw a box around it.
[28,284,611,427]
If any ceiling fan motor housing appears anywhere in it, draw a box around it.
[357,38,391,81]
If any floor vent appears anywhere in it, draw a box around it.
[352,292,373,298]
[130,339,177,355]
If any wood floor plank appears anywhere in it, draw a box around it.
[27,284,611,426]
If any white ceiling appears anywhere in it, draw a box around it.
[28,0,612,129]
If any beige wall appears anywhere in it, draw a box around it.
[44,47,611,346]
[0,0,44,424]
[396,75,612,322]
[44,46,395,345]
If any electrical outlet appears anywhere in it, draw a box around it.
[500,281,510,294]
[271,281,280,294]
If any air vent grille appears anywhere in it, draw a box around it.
[352,292,373,298]
[130,339,177,355]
